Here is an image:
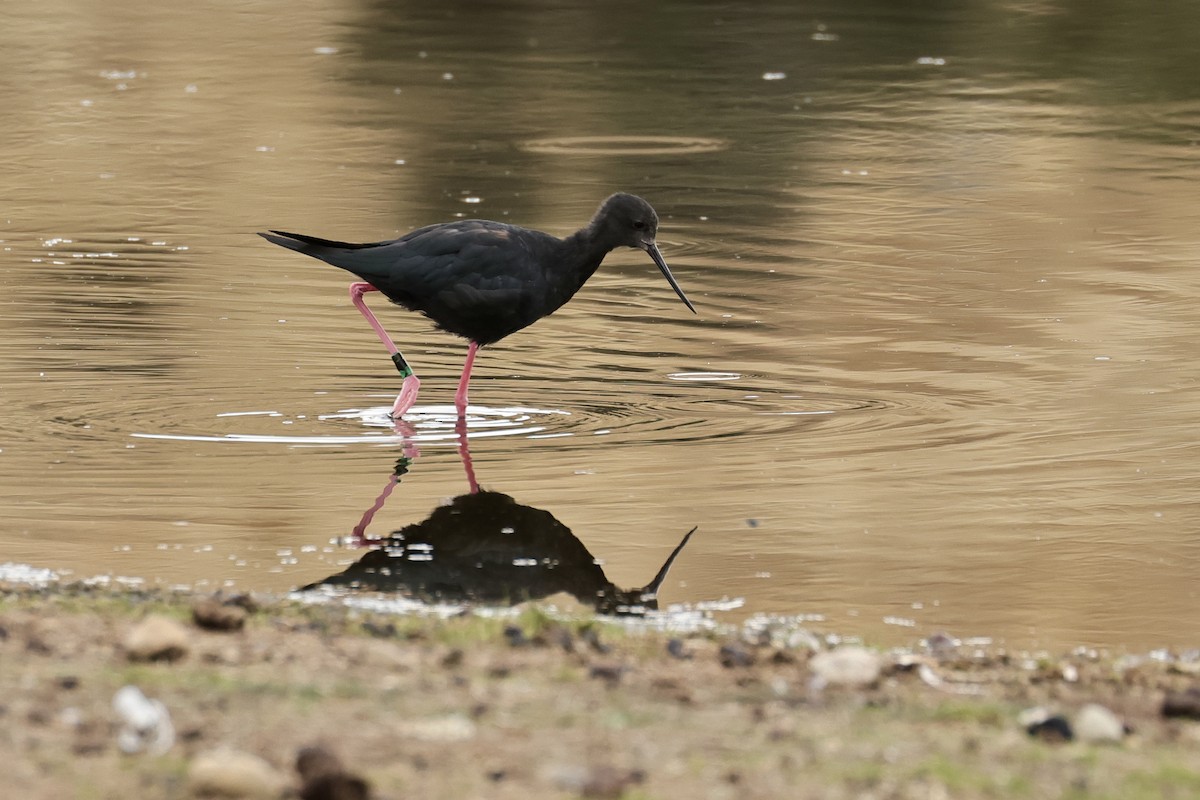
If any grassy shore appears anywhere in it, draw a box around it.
[3,583,1199,799]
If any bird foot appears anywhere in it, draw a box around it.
[390,375,422,419]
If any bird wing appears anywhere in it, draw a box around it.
[262,220,556,344]
[361,222,544,343]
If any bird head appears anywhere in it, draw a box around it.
[594,192,660,251]
[593,193,696,313]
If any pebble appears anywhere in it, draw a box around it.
[113,685,174,755]
[547,764,645,799]
[1026,714,1074,743]
[718,642,756,668]
[809,646,882,687]
[192,598,248,632]
[124,615,190,662]
[1162,686,1200,720]
[187,748,288,798]
[503,625,529,647]
[296,746,345,783]
[300,772,370,800]
[666,638,692,660]
[588,664,625,687]
[1074,703,1124,743]
[296,746,371,800]
[925,632,960,659]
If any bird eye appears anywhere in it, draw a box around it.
[632,220,647,231]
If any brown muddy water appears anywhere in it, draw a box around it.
[2,0,1198,648]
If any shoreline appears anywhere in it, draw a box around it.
[4,581,1200,799]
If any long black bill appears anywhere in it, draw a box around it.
[645,242,697,314]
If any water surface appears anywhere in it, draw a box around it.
[3,0,1199,648]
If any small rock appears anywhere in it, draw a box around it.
[925,632,960,660]
[1172,658,1200,676]
[1027,715,1074,743]
[809,646,881,687]
[1074,703,1124,743]
[296,746,371,800]
[188,748,288,798]
[301,772,370,800]
[588,664,625,687]
[548,764,644,799]
[718,642,756,668]
[1162,686,1200,720]
[124,615,190,662]
[192,599,247,632]
[224,592,261,613]
[770,649,797,665]
[503,625,529,647]
[113,685,174,755]
[296,746,345,783]
[666,638,692,660]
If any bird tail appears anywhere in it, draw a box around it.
[258,230,399,281]
[258,230,378,255]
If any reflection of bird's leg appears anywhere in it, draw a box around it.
[389,418,421,457]
[348,457,413,544]
[455,415,480,494]
[349,282,421,418]
[349,472,395,543]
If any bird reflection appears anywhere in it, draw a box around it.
[304,489,694,615]
[301,421,695,616]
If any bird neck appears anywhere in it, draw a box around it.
[560,228,613,286]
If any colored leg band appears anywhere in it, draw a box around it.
[391,352,414,378]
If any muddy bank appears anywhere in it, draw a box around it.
[3,583,1199,799]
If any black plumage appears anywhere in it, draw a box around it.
[259,193,695,416]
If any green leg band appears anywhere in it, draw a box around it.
[391,352,414,379]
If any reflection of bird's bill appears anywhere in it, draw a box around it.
[639,526,698,599]
[643,242,697,314]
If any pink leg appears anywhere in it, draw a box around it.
[454,341,480,415]
[349,282,420,418]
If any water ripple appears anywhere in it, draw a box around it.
[125,383,903,451]
[520,135,729,156]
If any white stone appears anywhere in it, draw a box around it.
[188,748,287,798]
[124,615,190,661]
[809,646,882,687]
[1075,703,1124,743]
[113,685,174,755]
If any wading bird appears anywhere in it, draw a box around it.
[260,193,695,417]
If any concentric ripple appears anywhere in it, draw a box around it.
[520,135,729,156]
[131,405,570,446]
[125,384,895,450]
